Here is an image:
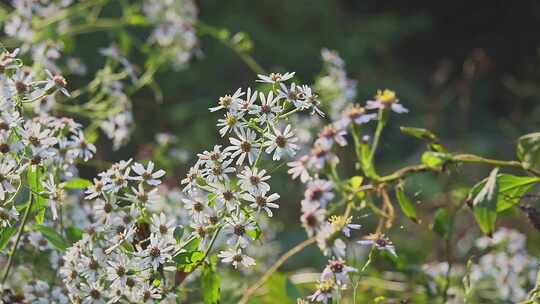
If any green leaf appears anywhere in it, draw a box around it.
[63,178,92,190]
[0,226,16,251]
[517,132,540,172]
[472,168,499,236]
[33,224,69,252]
[432,208,452,240]
[360,142,376,178]
[126,14,149,26]
[421,152,452,170]
[395,183,418,223]
[468,174,540,212]
[400,126,438,141]
[65,226,83,244]
[201,259,221,304]
[174,226,184,242]
[247,222,262,241]
[27,166,46,224]
[174,238,204,271]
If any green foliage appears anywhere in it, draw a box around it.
[468,174,540,212]
[63,178,93,190]
[517,132,540,172]
[201,258,221,304]
[0,226,16,251]
[471,168,499,236]
[395,182,418,223]
[27,166,46,224]
[432,208,452,240]
[32,225,70,252]
[421,152,452,170]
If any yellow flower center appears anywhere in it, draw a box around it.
[375,89,397,104]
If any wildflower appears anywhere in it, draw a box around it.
[264,124,299,160]
[136,234,175,271]
[365,89,408,114]
[0,206,19,227]
[43,175,64,220]
[309,144,339,170]
[131,161,166,186]
[256,72,295,84]
[308,280,335,303]
[80,281,105,304]
[316,124,347,148]
[321,259,357,285]
[85,177,107,200]
[182,191,210,221]
[216,111,245,137]
[249,91,282,125]
[301,208,326,236]
[224,213,256,248]
[238,87,258,112]
[224,127,260,165]
[68,131,96,161]
[302,179,335,209]
[202,158,236,182]
[0,157,19,201]
[358,233,397,257]
[135,281,162,303]
[209,181,240,211]
[237,166,271,194]
[218,248,256,269]
[106,254,132,289]
[44,69,70,97]
[244,192,280,217]
[299,84,324,116]
[337,104,377,128]
[279,82,306,109]
[329,215,361,237]
[287,155,312,183]
[209,88,244,112]
[150,212,177,239]
[197,145,228,167]
[20,120,58,148]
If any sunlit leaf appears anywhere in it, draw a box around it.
[472,168,499,236]
[63,178,92,190]
[421,152,452,170]
[201,258,221,304]
[468,174,540,212]
[517,132,540,172]
[395,183,418,223]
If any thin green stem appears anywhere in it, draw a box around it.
[1,190,34,285]
[369,108,387,162]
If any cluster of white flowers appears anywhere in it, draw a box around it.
[471,228,538,302]
[178,72,321,270]
[4,0,73,73]
[422,228,538,303]
[0,48,94,227]
[143,0,199,69]
[58,159,185,303]
[290,89,407,303]
[0,49,98,301]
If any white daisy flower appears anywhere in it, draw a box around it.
[224,127,260,165]
[131,161,166,186]
[264,124,299,160]
[218,248,256,269]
